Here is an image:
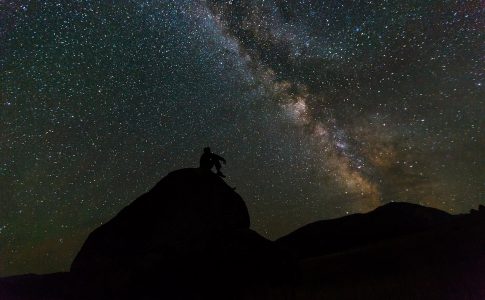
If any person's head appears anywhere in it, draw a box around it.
[204,147,211,153]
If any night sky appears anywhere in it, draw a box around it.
[1,0,484,276]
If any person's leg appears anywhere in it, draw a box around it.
[214,160,221,172]
[214,160,225,177]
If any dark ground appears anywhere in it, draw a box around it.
[1,169,484,299]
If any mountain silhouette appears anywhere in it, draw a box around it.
[276,202,455,259]
[294,205,485,299]
[1,169,485,299]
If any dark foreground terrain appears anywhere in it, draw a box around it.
[1,168,484,299]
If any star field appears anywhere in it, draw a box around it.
[1,0,484,276]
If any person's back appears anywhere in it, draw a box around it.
[200,151,213,170]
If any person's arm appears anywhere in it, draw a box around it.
[214,154,226,164]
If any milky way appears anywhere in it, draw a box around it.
[1,0,484,276]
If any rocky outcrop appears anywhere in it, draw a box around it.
[70,168,293,299]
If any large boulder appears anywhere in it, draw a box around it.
[70,168,293,299]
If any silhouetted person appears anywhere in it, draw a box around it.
[200,147,226,178]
